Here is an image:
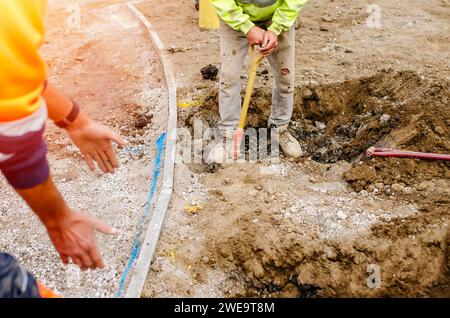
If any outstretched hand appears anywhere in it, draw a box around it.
[45,210,116,270]
[67,117,126,174]
[42,83,126,173]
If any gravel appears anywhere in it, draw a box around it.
[0,0,166,298]
[281,181,418,240]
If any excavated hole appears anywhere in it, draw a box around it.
[180,69,449,297]
[184,68,449,166]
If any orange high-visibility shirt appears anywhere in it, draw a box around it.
[0,0,47,122]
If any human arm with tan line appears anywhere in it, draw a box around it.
[42,83,126,173]
[9,85,125,270]
[7,84,125,270]
[0,0,126,274]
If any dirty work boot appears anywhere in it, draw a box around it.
[206,130,234,164]
[272,124,303,158]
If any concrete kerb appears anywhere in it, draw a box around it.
[124,2,178,298]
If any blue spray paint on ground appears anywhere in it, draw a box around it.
[114,132,166,298]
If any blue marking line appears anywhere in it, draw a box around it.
[114,132,166,298]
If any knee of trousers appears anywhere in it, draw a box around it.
[274,68,294,88]
[220,71,241,90]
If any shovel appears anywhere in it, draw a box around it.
[232,45,264,160]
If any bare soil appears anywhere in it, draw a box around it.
[140,0,450,298]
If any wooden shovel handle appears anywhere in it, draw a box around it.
[250,45,264,69]
[237,45,264,130]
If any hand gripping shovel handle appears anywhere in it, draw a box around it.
[233,46,264,159]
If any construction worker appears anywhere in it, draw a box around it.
[0,0,125,297]
[208,0,308,162]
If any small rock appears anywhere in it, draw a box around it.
[309,176,319,184]
[303,88,313,98]
[416,181,433,191]
[367,184,376,192]
[402,187,413,195]
[391,183,405,193]
[337,210,347,220]
[223,177,231,185]
[201,256,209,264]
[322,15,334,22]
[248,189,259,197]
[290,206,300,213]
[434,126,445,136]
[252,262,265,279]
[271,214,283,224]
[380,114,391,125]
[281,283,300,298]
[131,149,145,159]
[374,182,384,190]
[360,190,369,196]
[314,121,327,130]
[384,187,393,196]
[266,185,276,195]
[319,26,329,32]
[255,185,263,191]
[151,263,161,272]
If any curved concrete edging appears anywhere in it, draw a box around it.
[125,2,178,298]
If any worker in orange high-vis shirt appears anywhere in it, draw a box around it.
[0,0,127,297]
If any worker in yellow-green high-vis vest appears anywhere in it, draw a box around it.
[206,0,308,163]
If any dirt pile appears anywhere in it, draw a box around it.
[196,163,449,298]
[201,64,219,80]
[344,158,449,192]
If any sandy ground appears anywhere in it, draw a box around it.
[0,0,448,298]
[0,0,166,297]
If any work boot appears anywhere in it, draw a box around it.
[272,124,303,158]
[206,129,234,163]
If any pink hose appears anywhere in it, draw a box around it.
[366,147,450,161]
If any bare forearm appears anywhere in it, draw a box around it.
[15,176,71,228]
[15,175,114,270]
[42,83,73,122]
[42,82,125,174]
[42,82,91,131]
